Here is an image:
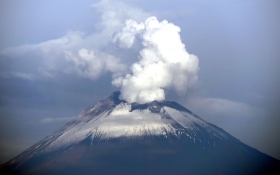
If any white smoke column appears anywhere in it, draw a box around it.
[112,17,199,104]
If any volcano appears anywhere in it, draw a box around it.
[0,91,279,175]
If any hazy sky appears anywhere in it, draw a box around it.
[0,0,280,163]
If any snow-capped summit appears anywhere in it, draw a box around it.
[1,92,279,175]
[42,91,232,152]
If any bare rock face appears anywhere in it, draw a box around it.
[1,91,279,175]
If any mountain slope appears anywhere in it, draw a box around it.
[1,91,279,175]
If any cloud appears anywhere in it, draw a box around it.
[1,31,127,80]
[92,0,150,31]
[185,97,261,118]
[0,0,199,104]
[64,48,126,80]
[40,117,74,124]
[0,0,149,81]
[1,31,84,56]
[183,96,280,159]
[0,72,36,80]
[184,96,266,140]
[0,31,86,80]
[112,16,199,103]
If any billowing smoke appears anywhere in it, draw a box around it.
[0,0,199,104]
[112,17,199,104]
[65,48,126,80]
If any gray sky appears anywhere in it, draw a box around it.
[0,0,280,163]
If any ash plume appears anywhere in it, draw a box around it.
[0,1,199,104]
[112,17,199,103]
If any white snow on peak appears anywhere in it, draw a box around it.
[46,102,176,151]
[44,102,230,151]
[163,107,229,139]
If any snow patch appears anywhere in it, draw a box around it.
[45,102,177,151]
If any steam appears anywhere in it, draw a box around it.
[65,49,126,80]
[0,0,199,104]
[112,17,199,103]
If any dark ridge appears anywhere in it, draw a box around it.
[110,92,193,114]
[161,101,193,114]
[130,103,149,112]
[148,101,163,113]
[110,91,125,105]
[130,100,163,112]
[130,100,194,114]
[88,91,125,115]
[105,92,197,116]
[79,91,124,117]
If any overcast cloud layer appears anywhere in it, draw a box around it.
[0,0,280,163]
